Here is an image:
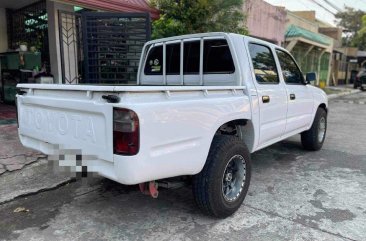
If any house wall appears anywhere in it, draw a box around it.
[0,8,8,52]
[292,11,316,22]
[244,0,286,45]
[286,11,318,33]
[319,27,342,48]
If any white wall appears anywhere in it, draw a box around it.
[0,8,8,52]
[47,0,74,84]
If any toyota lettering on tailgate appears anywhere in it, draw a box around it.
[20,107,96,143]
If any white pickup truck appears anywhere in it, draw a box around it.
[16,32,328,218]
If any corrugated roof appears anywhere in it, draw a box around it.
[285,25,332,46]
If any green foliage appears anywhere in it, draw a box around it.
[150,0,247,39]
[335,7,365,35]
[335,7,365,48]
[353,15,366,51]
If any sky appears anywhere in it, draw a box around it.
[264,0,366,26]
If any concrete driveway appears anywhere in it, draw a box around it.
[0,92,365,241]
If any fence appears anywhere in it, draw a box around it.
[58,11,151,84]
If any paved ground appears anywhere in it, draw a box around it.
[0,104,16,125]
[0,92,365,241]
[0,103,44,174]
[0,125,44,174]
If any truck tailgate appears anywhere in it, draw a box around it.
[17,87,113,162]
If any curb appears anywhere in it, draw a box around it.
[327,89,361,99]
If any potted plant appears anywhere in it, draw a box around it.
[19,41,28,52]
[30,33,44,53]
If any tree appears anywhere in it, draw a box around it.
[353,15,366,51]
[335,7,365,47]
[150,0,247,39]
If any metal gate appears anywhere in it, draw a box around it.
[59,11,151,84]
[59,11,83,84]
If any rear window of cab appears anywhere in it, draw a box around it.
[144,39,235,75]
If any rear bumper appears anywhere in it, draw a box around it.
[20,133,202,185]
[18,134,135,185]
[86,156,144,185]
[89,154,199,185]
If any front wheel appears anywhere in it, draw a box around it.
[192,136,251,218]
[301,108,327,151]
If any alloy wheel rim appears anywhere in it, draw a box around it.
[318,117,326,142]
[222,154,246,202]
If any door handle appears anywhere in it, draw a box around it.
[290,94,296,100]
[262,95,270,103]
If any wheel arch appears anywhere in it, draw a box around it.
[306,102,328,131]
[318,103,328,113]
[212,118,255,153]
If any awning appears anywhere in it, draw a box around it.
[59,0,160,19]
[285,25,332,46]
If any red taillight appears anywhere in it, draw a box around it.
[113,108,139,155]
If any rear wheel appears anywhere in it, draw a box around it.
[301,107,327,151]
[192,136,251,218]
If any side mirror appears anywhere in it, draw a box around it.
[305,72,317,85]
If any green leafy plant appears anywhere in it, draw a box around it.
[18,41,28,46]
[352,15,366,51]
[29,31,44,52]
[150,0,247,39]
[335,7,365,49]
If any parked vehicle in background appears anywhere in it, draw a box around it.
[16,32,328,218]
[355,67,366,90]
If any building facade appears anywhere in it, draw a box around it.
[285,11,333,87]
[0,0,159,102]
[244,3,345,87]
[244,0,287,46]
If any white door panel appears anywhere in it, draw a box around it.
[257,87,288,144]
[275,49,314,134]
[286,85,314,132]
[247,43,288,147]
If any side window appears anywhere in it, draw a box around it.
[276,50,304,84]
[184,41,200,74]
[248,43,279,84]
[144,46,163,75]
[166,43,180,75]
[204,39,234,74]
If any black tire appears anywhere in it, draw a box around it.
[301,107,327,151]
[192,136,251,218]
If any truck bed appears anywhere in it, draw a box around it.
[16,83,250,184]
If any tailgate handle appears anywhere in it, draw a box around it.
[102,95,120,103]
[17,89,27,95]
